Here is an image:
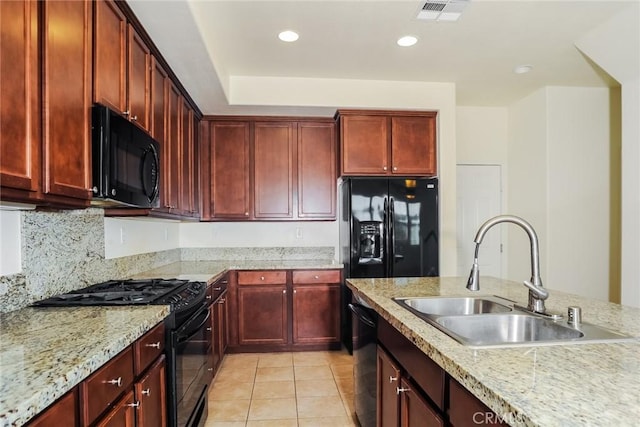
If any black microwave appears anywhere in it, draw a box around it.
[91,104,160,208]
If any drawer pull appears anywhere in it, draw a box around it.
[396,387,411,395]
[206,295,212,300]
[106,377,122,387]
[389,376,398,383]
[145,342,161,349]
[260,276,265,281]
[218,298,226,304]
[206,327,212,332]
[213,287,222,291]
[141,388,151,396]
[127,401,140,408]
[207,368,213,372]
[314,275,319,279]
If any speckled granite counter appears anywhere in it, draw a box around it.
[346,276,640,427]
[133,259,343,283]
[0,305,169,427]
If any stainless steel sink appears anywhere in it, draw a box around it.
[394,296,512,317]
[435,313,584,346]
[393,296,636,348]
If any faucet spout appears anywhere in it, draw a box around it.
[466,215,548,314]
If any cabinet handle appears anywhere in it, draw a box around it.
[141,388,151,396]
[207,368,214,372]
[123,110,130,116]
[314,275,319,279]
[213,287,222,291]
[260,276,265,281]
[221,280,228,284]
[206,295,212,300]
[283,289,286,294]
[383,166,388,171]
[127,401,140,408]
[393,166,397,171]
[106,377,122,387]
[218,298,226,304]
[206,327,212,331]
[245,212,249,216]
[293,289,297,294]
[131,115,138,121]
[396,387,411,395]
[389,376,398,383]
[145,342,161,349]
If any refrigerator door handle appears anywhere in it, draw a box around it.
[389,197,395,276]
[383,196,389,276]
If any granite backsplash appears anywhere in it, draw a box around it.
[0,209,335,313]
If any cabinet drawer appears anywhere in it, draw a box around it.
[292,269,341,284]
[237,271,286,285]
[208,275,229,302]
[134,322,165,375]
[28,388,78,427]
[81,346,134,425]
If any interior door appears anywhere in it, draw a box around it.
[456,164,502,278]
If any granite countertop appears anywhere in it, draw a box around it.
[346,276,640,427]
[0,259,341,426]
[133,259,343,283]
[0,305,169,427]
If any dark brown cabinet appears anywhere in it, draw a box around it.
[230,269,342,352]
[96,390,136,427]
[164,83,182,212]
[253,122,295,219]
[377,345,402,427]
[338,110,437,177]
[297,122,337,219]
[93,0,127,114]
[134,356,167,427]
[42,0,93,204]
[1,0,92,207]
[94,0,151,131]
[292,270,341,345]
[206,274,229,382]
[202,118,336,221]
[0,0,40,200]
[237,271,288,346]
[27,389,78,427]
[180,98,196,216]
[206,121,251,219]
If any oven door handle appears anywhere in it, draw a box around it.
[176,308,211,344]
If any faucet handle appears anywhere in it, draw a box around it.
[523,280,549,300]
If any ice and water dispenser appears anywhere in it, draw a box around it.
[357,221,384,265]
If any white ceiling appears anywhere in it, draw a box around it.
[128,0,635,116]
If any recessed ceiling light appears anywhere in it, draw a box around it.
[397,36,418,47]
[278,30,299,42]
[513,64,533,74]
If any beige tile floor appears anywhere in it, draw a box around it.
[205,350,358,427]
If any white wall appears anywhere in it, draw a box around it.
[575,3,640,306]
[0,211,22,275]
[507,89,549,288]
[507,86,612,301]
[546,87,611,300]
[104,217,180,259]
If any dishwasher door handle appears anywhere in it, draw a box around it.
[348,303,376,328]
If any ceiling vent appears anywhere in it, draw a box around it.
[417,0,470,22]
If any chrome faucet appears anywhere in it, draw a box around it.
[467,215,549,314]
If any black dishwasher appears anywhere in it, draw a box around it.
[349,294,378,427]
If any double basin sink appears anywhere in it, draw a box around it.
[394,296,634,348]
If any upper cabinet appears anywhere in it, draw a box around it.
[93,0,151,132]
[201,118,336,221]
[337,110,437,177]
[1,0,92,207]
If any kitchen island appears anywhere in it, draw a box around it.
[346,276,640,427]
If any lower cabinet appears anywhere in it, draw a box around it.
[377,318,506,427]
[95,390,136,427]
[27,388,79,427]
[231,269,342,352]
[207,274,230,382]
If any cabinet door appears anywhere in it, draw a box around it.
[297,122,336,219]
[237,285,288,345]
[150,57,168,210]
[377,346,401,427]
[28,388,78,427]
[399,377,444,427]
[214,290,229,372]
[253,122,294,218]
[180,99,195,215]
[341,115,389,175]
[165,83,181,211]
[93,0,127,114]
[135,356,167,427]
[127,24,150,132]
[0,0,40,195]
[42,0,92,203]
[292,284,340,344]
[390,116,436,175]
[209,122,251,219]
[95,390,136,427]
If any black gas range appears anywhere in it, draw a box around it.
[33,278,210,427]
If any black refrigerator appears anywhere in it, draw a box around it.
[339,177,439,350]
